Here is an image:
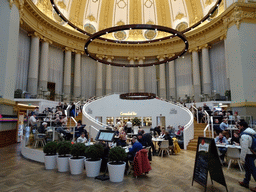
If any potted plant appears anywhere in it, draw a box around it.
[69,143,86,175]
[225,90,231,101]
[107,146,127,182]
[57,141,72,172]
[132,117,141,134]
[84,144,104,177]
[43,141,57,170]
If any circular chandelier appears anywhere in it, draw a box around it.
[120,93,156,100]
[84,24,188,67]
[50,0,222,67]
[50,0,222,43]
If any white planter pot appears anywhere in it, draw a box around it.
[44,155,57,170]
[107,162,126,182]
[69,157,84,175]
[57,156,70,172]
[85,159,102,177]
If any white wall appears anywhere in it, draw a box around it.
[84,94,191,129]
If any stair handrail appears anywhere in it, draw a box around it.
[165,99,194,150]
[211,116,214,138]
[74,101,81,118]
[203,110,211,137]
[192,105,199,124]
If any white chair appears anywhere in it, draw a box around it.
[33,130,46,148]
[133,127,138,134]
[158,140,170,157]
[226,147,244,172]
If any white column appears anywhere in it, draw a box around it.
[63,47,72,99]
[96,56,103,97]
[192,50,201,102]
[168,60,176,100]
[201,44,212,95]
[0,1,20,99]
[106,57,113,94]
[28,34,40,96]
[157,56,166,99]
[39,39,50,92]
[138,58,145,92]
[128,58,135,93]
[74,51,82,98]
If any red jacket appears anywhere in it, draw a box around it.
[133,149,152,177]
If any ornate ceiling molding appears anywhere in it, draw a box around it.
[20,1,256,59]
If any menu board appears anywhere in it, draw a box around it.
[192,137,228,192]
[95,130,115,142]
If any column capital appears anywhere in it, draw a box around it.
[28,32,41,39]
[157,55,166,61]
[135,56,145,61]
[105,56,114,61]
[127,57,135,61]
[199,44,211,50]
[74,50,84,55]
[64,47,74,52]
[41,37,52,45]
[96,54,104,60]
[188,47,199,53]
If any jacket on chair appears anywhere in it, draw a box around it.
[133,149,152,177]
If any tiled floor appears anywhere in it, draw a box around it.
[0,144,253,192]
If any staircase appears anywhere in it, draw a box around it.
[187,121,212,151]
[68,113,83,127]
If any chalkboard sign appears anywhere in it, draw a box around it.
[192,137,228,192]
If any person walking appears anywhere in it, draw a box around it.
[238,121,256,191]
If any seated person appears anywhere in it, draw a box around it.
[167,126,176,137]
[77,132,87,143]
[154,126,161,136]
[159,127,166,138]
[164,132,173,147]
[231,132,240,145]
[117,127,127,147]
[138,131,155,157]
[128,136,143,161]
[220,119,229,131]
[113,127,119,136]
[60,115,67,126]
[75,120,87,139]
[38,122,47,134]
[215,133,228,163]
[213,119,222,135]
[176,126,184,139]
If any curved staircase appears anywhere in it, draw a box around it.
[187,121,212,151]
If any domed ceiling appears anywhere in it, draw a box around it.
[33,0,224,41]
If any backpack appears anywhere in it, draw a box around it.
[241,132,256,155]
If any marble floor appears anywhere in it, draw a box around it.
[0,144,254,192]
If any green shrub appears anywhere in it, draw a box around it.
[85,144,104,161]
[132,117,141,126]
[108,146,126,164]
[43,141,57,156]
[57,141,72,157]
[70,143,86,159]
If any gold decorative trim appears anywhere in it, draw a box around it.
[230,102,256,108]
[0,98,16,106]
[8,0,14,9]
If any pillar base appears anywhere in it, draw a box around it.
[96,88,103,97]
[73,86,81,98]
[231,102,256,123]
[203,83,211,96]
[27,77,38,97]
[106,89,112,95]
[38,80,47,92]
[193,85,201,102]
[169,88,176,101]
[159,88,166,99]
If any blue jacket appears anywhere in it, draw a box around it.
[129,141,143,157]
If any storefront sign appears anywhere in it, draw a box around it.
[120,112,137,116]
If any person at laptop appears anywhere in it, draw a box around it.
[128,136,143,160]
[215,133,228,163]
[77,132,87,143]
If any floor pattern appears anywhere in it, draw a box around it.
[0,144,254,192]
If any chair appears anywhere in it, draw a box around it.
[133,127,138,134]
[33,129,46,148]
[226,147,244,172]
[158,140,170,157]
